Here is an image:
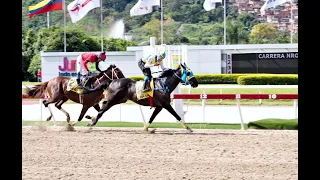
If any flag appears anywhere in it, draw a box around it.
[130,0,160,17]
[203,0,222,11]
[260,0,291,12]
[67,0,101,23]
[28,0,63,18]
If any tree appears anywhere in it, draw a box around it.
[27,53,41,80]
[33,26,100,53]
[227,19,249,44]
[293,30,298,43]
[22,29,37,81]
[100,38,137,51]
[249,23,279,43]
[210,23,224,45]
[237,12,259,29]
[143,19,161,43]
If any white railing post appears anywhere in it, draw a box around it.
[202,89,206,127]
[258,88,262,104]
[186,86,191,113]
[47,104,56,126]
[293,99,298,119]
[39,99,43,122]
[202,98,206,124]
[236,94,244,130]
[119,104,122,122]
[139,105,146,125]
[220,88,223,103]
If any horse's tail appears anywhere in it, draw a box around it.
[25,81,49,98]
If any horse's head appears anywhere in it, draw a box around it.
[178,62,198,88]
[95,64,125,84]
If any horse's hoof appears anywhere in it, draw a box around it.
[66,124,75,131]
[46,117,51,121]
[150,129,156,134]
[85,115,91,119]
[87,123,95,127]
[187,128,193,133]
[71,122,77,126]
[144,129,155,134]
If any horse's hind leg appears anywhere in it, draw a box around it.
[144,107,163,132]
[55,97,70,123]
[43,98,60,121]
[163,105,193,133]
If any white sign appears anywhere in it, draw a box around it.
[258,53,298,59]
[226,53,232,74]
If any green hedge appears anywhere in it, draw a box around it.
[237,74,298,85]
[128,74,266,84]
[248,118,298,130]
[128,73,297,85]
[193,74,258,84]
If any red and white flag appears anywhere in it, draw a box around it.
[130,0,160,17]
[67,0,100,23]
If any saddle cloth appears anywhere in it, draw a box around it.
[135,79,154,100]
[67,78,84,94]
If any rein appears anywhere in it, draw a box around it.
[95,67,120,85]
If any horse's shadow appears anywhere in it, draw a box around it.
[73,128,260,136]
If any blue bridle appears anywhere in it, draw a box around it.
[173,65,195,85]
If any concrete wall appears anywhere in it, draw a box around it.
[41,44,298,82]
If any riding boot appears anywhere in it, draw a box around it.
[142,76,151,92]
[76,78,83,89]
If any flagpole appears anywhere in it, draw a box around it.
[47,12,50,28]
[290,0,293,44]
[100,0,103,51]
[63,0,66,52]
[160,0,164,44]
[223,0,226,45]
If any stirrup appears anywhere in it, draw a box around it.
[142,88,151,92]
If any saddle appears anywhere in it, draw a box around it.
[67,78,90,94]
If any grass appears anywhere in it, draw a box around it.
[248,118,298,130]
[22,82,298,106]
[22,121,247,130]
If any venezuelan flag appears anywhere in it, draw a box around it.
[29,0,63,18]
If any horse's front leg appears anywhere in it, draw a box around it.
[163,104,193,133]
[71,105,90,126]
[87,101,113,126]
[144,107,163,133]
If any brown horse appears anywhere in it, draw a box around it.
[25,64,125,125]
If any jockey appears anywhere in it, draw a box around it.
[76,51,106,89]
[138,51,167,92]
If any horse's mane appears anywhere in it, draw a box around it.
[91,64,117,79]
[158,65,181,78]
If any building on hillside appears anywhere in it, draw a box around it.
[234,0,298,33]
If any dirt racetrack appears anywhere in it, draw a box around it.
[22,126,297,180]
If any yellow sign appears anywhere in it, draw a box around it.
[171,55,183,68]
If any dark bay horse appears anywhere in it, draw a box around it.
[87,63,199,133]
[25,64,125,125]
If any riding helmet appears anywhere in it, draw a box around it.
[99,52,106,61]
[159,51,166,58]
